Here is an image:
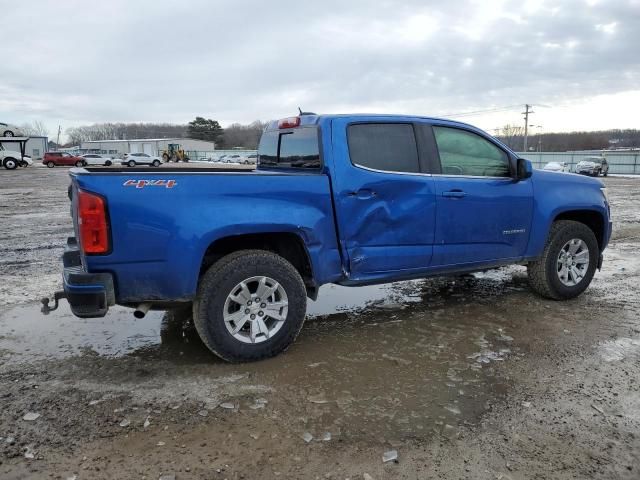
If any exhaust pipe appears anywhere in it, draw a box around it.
[134,303,152,319]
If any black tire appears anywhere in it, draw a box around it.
[527,220,599,300]
[47,161,55,168]
[3,131,14,137]
[104,160,112,167]
[193,250,307,362]
[128,160,136,167]
[3,158,18,170]
[152,159,161,167]
[75,160,84,167]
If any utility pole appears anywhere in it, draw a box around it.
[56,125,61,150]
[522,104,534,152]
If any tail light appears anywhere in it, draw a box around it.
[278,116,300,129]
[78,189,109,254]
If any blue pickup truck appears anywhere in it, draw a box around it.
[47,113,612,362]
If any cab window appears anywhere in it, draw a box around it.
[347,123,419,174]
[433,126,510,177]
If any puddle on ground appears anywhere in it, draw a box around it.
[0,267,527,364]
[0,269,528,441]
[598,336,640,362]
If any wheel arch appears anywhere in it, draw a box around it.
[553,209,606,250]
[199,232,318,299]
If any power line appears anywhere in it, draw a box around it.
[440,104,522,118]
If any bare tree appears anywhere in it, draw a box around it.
[496,124,524,150]
[220,121,267,149]
[20,120,50,137]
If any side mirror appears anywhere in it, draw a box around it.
[517,158,533,180]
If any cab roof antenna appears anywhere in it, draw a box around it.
[298,107,317,116]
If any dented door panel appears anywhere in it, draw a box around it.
[329,118,436,277]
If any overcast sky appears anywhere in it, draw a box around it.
[1,0,638,140]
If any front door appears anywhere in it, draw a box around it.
[429,125,534,266]
[330,118,436,279]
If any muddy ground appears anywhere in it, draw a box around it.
[1,167,639,480]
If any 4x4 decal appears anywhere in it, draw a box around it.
[123,179,177,189]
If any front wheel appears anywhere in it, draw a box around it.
[75,160,84,167]
[127,160,136,167]
[3,158,18,170]
[528,220,599,300]
[193,250,307,362]
[3,131,14,137]
[47,161,55,168]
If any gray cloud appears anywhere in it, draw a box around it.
[1,0,638,132]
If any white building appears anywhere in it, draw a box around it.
[80,138,216,157]
[0,136,48,159]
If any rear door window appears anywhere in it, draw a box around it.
[347,123,420,174]
[258,127,320,169]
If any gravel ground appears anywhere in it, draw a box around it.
[0,167,639,479]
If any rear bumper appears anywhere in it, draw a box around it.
[63,238,115,318]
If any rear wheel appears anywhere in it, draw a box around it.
[193,250,307,362]
[528,220,598,300]
[152,159,161,167]
[75,160,84,167]
[47,161,55,168]
[3,158,17,170]
[3,131,14,137]
[104,160,112,167]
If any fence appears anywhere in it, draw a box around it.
[517,151,640,175]
[185,149,257,162]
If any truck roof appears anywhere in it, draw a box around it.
[265,113,481,131]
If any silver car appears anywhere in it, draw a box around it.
[80,154,113,167]
[0,122,22,137]
[543,161,569,173]
[575,157,609,177]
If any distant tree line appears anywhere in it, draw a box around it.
[66,123,188,146]
[220,121,267,149]
[64,117,267,150]
[496,127,640,152]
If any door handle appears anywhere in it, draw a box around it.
[442,190,467,198]
[348,189,376,200]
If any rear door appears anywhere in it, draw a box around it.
[429,124,533,266]
[330,118,436,278]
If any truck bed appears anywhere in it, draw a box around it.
[70,167,343,304]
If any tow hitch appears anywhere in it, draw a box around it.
[41,291,67,314]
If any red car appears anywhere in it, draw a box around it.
[43,152,85,168]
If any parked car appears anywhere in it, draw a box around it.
[0,122,22,137]
[122,152,163,167]
[43,152,85,168]
[80,154,113,167]
[0,143,31,169]
[543,161,570,173]
[48,113,612,363]
[219,154,242,164]
[575,157,609,177]
[242,154,258,165]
